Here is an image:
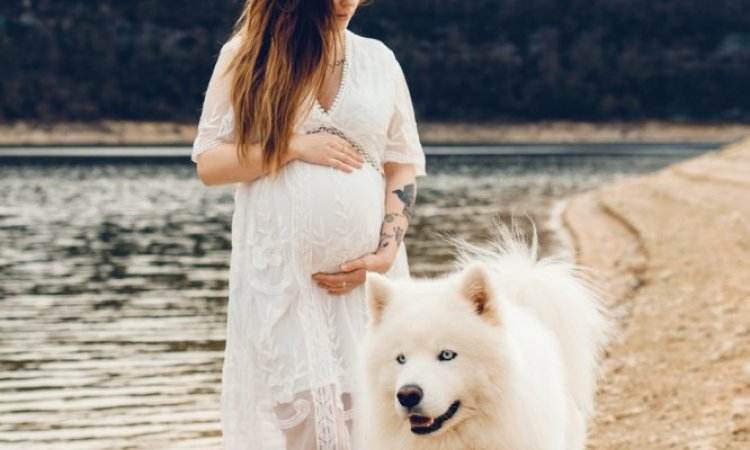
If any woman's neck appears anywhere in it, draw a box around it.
[329,29,347,65]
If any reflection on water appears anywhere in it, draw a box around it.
[0,146,712,449]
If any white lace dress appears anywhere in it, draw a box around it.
[191,29,426,450]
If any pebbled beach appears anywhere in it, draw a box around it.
[563,137,750,449]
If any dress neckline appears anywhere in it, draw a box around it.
[314,29,351,117]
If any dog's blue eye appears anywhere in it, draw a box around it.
[396,353,407,364]
[438,350,457,361]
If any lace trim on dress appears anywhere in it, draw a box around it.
[314,31,350,116]
[272,398,312,429]
[289,155,341,449]
[307,124,384,178]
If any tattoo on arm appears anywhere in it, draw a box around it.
[378,230,393,249]
[379,183,416,251]
[384,212,404,223]
[378,226,405,250]
[391,183,416,222]
[381,211,407,248]
[393,226,404,244]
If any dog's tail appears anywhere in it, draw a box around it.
[445,220,614,419]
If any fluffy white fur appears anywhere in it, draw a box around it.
[357,224,612,450]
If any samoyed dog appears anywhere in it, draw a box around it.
[358,225,611,450]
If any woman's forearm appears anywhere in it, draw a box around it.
[195,140,296,186]
[377,162,418,259]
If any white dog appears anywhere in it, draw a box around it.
[358,225,612,450]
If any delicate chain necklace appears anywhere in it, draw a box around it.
[327,34,347,67]
[328,57,346,67]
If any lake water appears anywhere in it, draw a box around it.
[0,144,718,449]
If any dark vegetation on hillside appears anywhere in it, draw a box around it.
[1,0,749,122]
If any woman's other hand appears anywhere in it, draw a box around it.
[289,132,365,173]
[312,251,396,296]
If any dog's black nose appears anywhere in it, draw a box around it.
[397,384,423,408]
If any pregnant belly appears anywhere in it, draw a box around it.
[283,161,385,274]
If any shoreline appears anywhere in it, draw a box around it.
[562,137,750,448]
[0,142,723,160]
[1,120,749,146]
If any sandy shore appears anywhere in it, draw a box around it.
[563,137,750,448]
[1,120,749,146]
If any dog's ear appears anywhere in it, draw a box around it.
[459,262,500,325]
[365,272,394,326]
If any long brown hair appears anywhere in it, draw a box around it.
[223,0,344,178]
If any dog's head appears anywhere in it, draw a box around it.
[362,262,509,437]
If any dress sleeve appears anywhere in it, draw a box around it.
[384,53,427,177]
[191,38,239,163]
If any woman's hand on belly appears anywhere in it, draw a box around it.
[312,249,398,296]
[290,132,365,173]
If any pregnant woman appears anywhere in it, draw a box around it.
[191,0,426,449]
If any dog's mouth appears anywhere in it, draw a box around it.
[409,400,461,435]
